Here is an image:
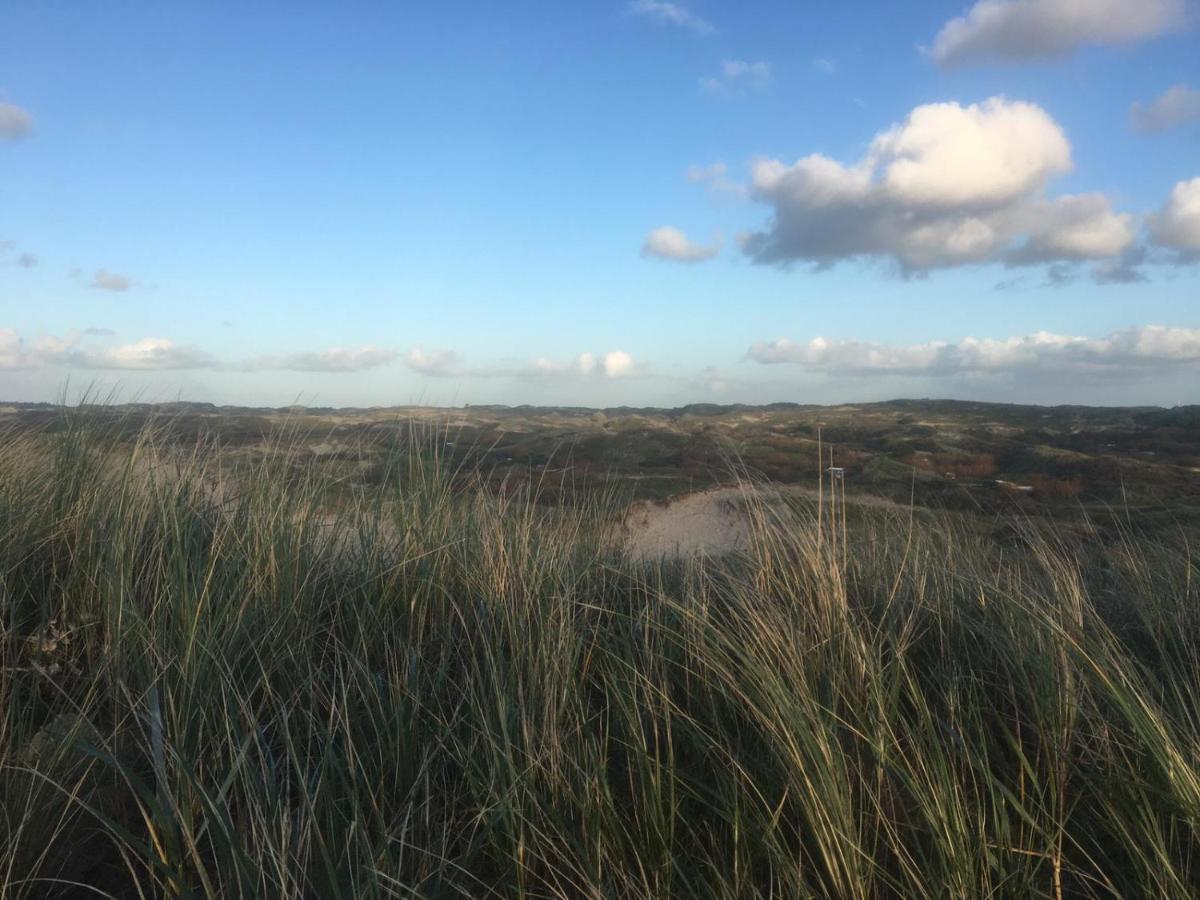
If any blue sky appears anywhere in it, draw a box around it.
[1,0,1198,407]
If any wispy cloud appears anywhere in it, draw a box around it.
[642,225,721,263]
[1132,84,1200,133]
[0,241,37,268]
[687,162,727,183]
[0,101,32,139]
[628,0,715,35]
[812,57,836,75]
[686,162,745,199]
[700,59,771,95]
[87,269,135,292]
[250,346,399,372]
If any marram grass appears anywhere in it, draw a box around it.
[1,409,1198,898]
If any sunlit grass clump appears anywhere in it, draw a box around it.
[1,409,1198,898]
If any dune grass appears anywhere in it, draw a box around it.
[1,407,1198,898]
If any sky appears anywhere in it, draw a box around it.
[1,0,1198,408]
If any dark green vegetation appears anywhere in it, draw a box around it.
[1,402,1199,897]
[4,397,1198,514]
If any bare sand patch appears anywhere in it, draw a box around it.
[622,483,901,560]
[622,486,755,560]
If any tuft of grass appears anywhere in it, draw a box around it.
[1,405,1198,898]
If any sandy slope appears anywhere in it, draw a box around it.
[622,483,900,560]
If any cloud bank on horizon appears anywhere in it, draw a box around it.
[748,325,1200,376]
[7,322,1199,392]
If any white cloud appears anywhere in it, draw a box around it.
[812,57,837,75]
[642,225,720,263]
[1148,177,1200,258]
[741,97,1134,273]
[257,346,398,372]
[75,338,215,370]
[1009,193,1135,263]
[628,0,715,35]
[867,99,1071,208]
[747,325,1200,375]
[700,59,771,95]
[1133,84,1200,133]
[0,331,213,370]
[0,328,28,369]
[0,101,32,139]
[526,350,637,379]
[89,270,134,292]
[602,350,636,378]
[930,0,1186,67]
[405,347,462,377]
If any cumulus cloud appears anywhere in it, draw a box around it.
[1132,84,1200,133]
[1008,193,1135,263]
[741,97,1134,274]
[254,346,398,372]
[628,0,715,34]
[405,347,462,377]
[642,226,720,263]
[602,350,636,378]
[700,59,771,95]
[88,270,134,292]
[747,325,1200,376]
[1148,177,1200,259]
[526,350,639,379]
[533,352,601,377]
[0,101,32,139]
[575,351,597,376]
[930,0,1186,67]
